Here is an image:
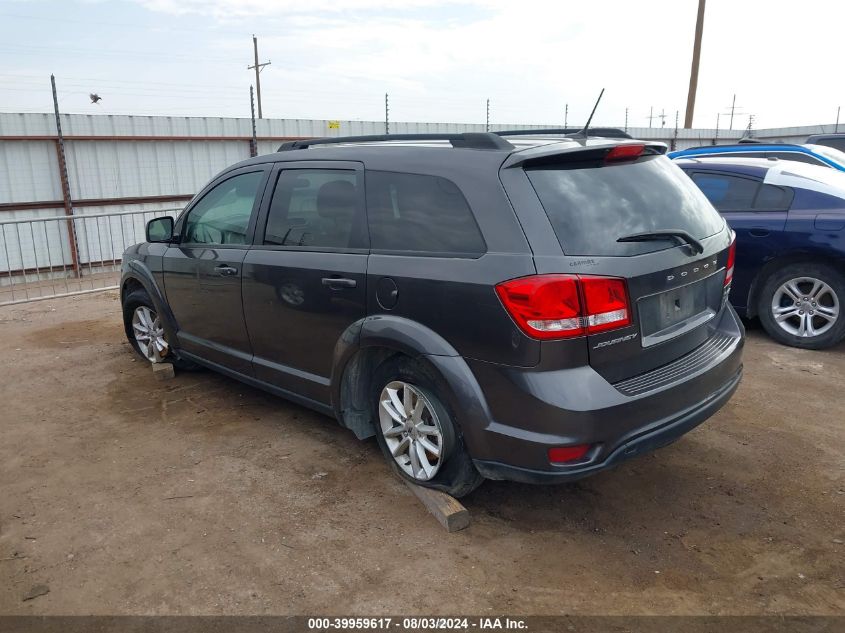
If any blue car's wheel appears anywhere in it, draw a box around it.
[758,263,845,349]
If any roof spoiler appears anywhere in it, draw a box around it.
[501,140,667,169]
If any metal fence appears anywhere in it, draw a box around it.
[0,208,180,306]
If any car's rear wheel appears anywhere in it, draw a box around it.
[758,263,845,349]
[371,356,483,498]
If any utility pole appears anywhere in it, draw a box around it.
[624,107,629,133]
[836,106,840,133]
[249,85,257,157]
[659,109,667,127]
[486,98,491,132]
[722,94,743,131]
[564,103,568,128]
[51,74,81,278]
[248,35,270,118]
[384,93,389,135]
[672,110,679,151]
[729,94,736,130]
[684,0,706,128]
[715,112,720,143]
[648,106,654,128]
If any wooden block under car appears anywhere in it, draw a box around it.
[152,362,175,381]
[404,481,470,532]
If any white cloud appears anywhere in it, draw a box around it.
[4,0,845,127]
[133,0,493,18]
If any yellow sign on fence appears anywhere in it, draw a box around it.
[328,120,340,129]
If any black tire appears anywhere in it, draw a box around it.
[122,288,199,370]
[370,356,483,498]
[757,262,845,350]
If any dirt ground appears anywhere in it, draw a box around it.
[0,292,842,616]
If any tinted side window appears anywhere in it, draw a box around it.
[690,172,759,211]
[184,171,263,245]
[366,171,486,256]
[754,184,793,210]
[264,169,364,249]
[766,152,824,166]
[815,138,845,152]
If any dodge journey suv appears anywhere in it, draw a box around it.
[121,131,744,497]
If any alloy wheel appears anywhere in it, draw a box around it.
[131,305,169,363]
[771,276,840,338]
[378,381,445,481]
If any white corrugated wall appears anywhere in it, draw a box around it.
[1,112,841,278]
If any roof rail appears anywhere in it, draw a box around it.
[277,132,514,152]
[493,127,632,139]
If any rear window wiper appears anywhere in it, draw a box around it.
[617,229,704,254]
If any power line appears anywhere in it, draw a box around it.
[0,44,239,64]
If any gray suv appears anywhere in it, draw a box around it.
[121,131,744,497]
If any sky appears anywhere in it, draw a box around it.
[0,0,843,130]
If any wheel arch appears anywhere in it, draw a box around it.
[120,263,179,345]
[329,316,492,457]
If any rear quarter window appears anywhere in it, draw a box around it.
[689,172,759,211]
[365,171,486,256]
[526,155,724,256]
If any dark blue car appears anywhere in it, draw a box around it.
[676,157,845,349]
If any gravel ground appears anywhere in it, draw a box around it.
[0,292,842,615]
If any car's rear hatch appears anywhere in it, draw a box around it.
[502,142,735,384]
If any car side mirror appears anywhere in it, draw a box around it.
[146,216,174,243]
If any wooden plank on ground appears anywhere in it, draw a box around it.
[404,481,470,532]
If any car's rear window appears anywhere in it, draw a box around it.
[525,155,725,256]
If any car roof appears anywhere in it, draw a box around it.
[673,143,811,154]
[674,156,774,177]
[677,156,845,198]
[223,134,667,174]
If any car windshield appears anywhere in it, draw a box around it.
[805,144,845,166]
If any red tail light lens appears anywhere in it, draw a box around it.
[495,274,632,340]
[580,277,631,333]
[724,234,736,287]
[494,274,583,339]
[549,444,591,463]
[605,144,644,162]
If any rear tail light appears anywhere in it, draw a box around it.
[548,444,591,463]
[495,274,632,340]
[605,144,644,162]
[580,276,631,333]
[724,233,736,287]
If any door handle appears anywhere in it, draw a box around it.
[321,277,357,289]
[214,265,239,276]
[749,228,770,237]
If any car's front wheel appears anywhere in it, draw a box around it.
[758,262,845,349]
[371,356,483,498]
[123,290,170,363]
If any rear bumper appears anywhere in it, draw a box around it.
[450,304,744,483]
[473,364,741,483]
